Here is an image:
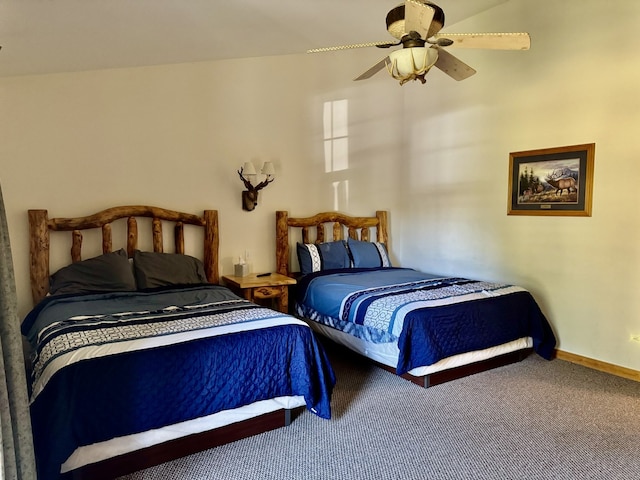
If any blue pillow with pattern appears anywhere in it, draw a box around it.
[347,239,391,268]
[297,241,352,275]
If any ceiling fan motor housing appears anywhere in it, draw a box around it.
[386,1,445,40]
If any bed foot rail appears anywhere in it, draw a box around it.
[61,408,298,480]
[375,348,533,388]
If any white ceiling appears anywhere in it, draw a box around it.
[0,0,508,78]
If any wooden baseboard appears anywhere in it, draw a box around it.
[555,350,640,382]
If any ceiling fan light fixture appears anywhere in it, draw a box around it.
[387,46,438,85]
[311,1,530,85]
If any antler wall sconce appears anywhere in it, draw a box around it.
[237,161,275,211]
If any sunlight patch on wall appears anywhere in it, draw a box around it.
[324,99,350,211]
[332,180,349,212]
[324,99,349,172]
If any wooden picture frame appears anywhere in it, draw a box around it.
[508,143,595,216]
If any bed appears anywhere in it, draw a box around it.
[24,205,335,480]
[275,210,556,388]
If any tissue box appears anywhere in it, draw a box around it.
[234,263,251,277]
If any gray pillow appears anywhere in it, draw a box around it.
[133,250,208,289]
[49,248,137,295]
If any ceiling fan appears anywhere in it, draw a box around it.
[307,0,530,85]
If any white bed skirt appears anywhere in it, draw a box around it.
[61,395,306,474]
[307,321,533,377]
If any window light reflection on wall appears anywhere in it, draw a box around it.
[332,180,349,212]
[324,99,349,173]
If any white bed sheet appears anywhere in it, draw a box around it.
[307,320,533,377]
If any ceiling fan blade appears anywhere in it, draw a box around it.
[307,41,396,54]
[434,48,476,81]
[353,57,390,81]
[432,33,531,50]
[404,0,435,40]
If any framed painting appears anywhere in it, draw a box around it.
[508,143,595,216]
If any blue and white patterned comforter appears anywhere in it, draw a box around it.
[22,284,335,480]
[295,268,556,374]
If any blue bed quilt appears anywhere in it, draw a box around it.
[295,268,555,375]
[22,284,335,480]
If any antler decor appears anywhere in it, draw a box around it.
[237,161,275,211]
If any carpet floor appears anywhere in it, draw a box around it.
[118,346,640,479]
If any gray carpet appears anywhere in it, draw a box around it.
[119,347,640,479]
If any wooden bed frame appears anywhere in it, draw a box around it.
[28,205,299,480]
[275,210,531,388]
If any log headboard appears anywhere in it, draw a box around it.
[275,210,388,276]
[28,205,219,305]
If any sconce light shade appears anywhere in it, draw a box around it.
[387,47,439,85]
[242,161,257,175]
[261,161,275,176]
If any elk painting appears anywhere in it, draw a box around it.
[517,160,580,204]
[508,143,594,216]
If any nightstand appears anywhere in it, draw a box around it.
[222,272,297,314]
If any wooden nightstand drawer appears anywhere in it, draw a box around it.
[253,286,282,299]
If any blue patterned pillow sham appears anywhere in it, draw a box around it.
[347,239,391,268]
[297,241,352,275]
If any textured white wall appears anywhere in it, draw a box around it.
[1,0,639,371]
[395,0,640,370]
